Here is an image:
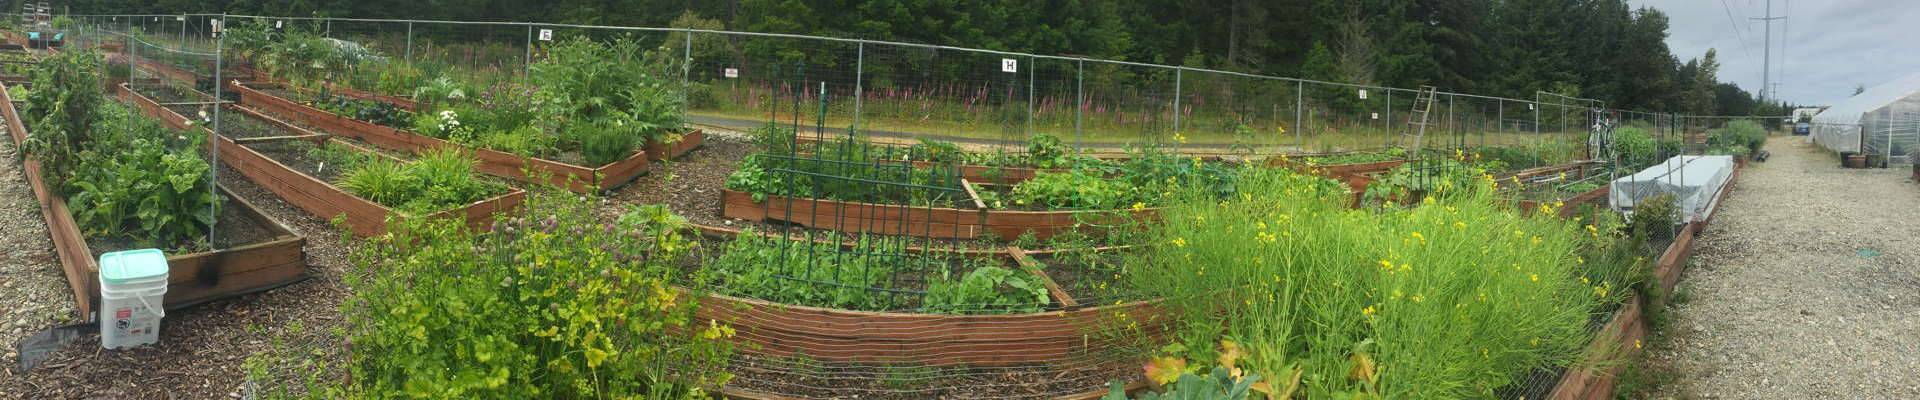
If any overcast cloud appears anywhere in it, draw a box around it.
[1628,0,1920,107]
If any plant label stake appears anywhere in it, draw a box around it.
[1001,58,1017,73]
[538,29,553,41]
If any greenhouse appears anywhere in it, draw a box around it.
[1811,72,1920,164]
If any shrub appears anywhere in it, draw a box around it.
[322,193,733,398]
[1125,167,1615,398]
[1707,120,1766,156]
[337,146,505,214]
[574,119,640,166]
[1613,126,1658,168]
[1628,193,1681,241]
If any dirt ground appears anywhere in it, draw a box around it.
[1640,136,1920,398]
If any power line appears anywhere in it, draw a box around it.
[1718,0,1752,57]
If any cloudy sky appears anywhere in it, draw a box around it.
[1628,0,1920,107]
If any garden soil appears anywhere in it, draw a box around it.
[1645,136,1920,398]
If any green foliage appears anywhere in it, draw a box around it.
[1627,193,1680,241]
[1612,126,1659,169]
[1362,159,1488,205]
[725,136,965,206]
[532,36,686,143]
[1127,166,1615,398]
[572,119,640,166]
[921,265,1050,314]
[329,193,732,398]
[337,146,505,214]
[22,49,105,192]
[1706,120,1766,156]
[64,103,218,250]
[312,93,411,128]
[22,49,214,250]
[1105,367,1262,400]
[1008,169,1141,210]
[708,230,1050,313]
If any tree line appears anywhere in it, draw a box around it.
[55,0,1793,116]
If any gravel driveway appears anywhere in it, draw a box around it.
[1646,137,1920,398]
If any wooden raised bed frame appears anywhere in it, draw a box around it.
[721,189,1156,240]
[119,83,526,237]
[3,81,308,318]
[1547,162,1742,399]
[226,80,663,193]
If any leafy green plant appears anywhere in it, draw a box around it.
[22,49,105,192]
[573,119,641,166]
[921,265,1050,314]
[1362,159,1488,205]
[708,230,1049,313]
[1613,126,1659,169]
[1007,168,1141,210]
[321,192,732,398]
[23,50,215,250]
[1628,193,1680,241]
[337,146,505,214]
[1105,367,1263,400]
[1707,120,1766,156]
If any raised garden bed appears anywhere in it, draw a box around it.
[227,80,660,193]
[683,238,1161,367]
[721,189,1155,240]
[1518,185,1612,219]
[1546,162,1742,400]
[3,81,308,318]
[121,83,526,237]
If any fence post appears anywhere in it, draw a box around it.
[853,41,863,134]
[1295,81,1303,149]
[1074,59,1083,151]
[209,13,227,248]
[1026,55,1035,138]
[1172,67,1182,138]
[684,27,694,119]
[523,23,533,78]
[1386,89,1393,149]
[404,21,412,63]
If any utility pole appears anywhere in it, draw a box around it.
[1751,0,1786,102]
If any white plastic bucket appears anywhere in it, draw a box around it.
[99,249,169,349]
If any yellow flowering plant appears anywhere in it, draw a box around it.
[1123,166,1633,398]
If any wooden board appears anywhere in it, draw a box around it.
[644,129,707,161]
[693,290,1167,366]
[228,81,652,193]
[1548,163,1741,400]
[722,189,1157,241]
[122,84,526,237]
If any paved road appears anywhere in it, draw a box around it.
[1647,136,1920,398]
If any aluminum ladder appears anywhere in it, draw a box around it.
[1399,85,1439,159]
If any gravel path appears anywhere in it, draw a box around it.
[1646,137,1920,398]
[0,135,78,369]
[0,128,353,397]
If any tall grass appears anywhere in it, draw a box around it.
[1126,167,1624,398]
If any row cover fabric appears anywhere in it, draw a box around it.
[1812,72,1920,155]
[1610,155,1735,222]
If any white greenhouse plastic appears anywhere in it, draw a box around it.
[1610,155,1735,223]
[1811,72,1920,163]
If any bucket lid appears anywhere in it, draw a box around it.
[99,249,169,285]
